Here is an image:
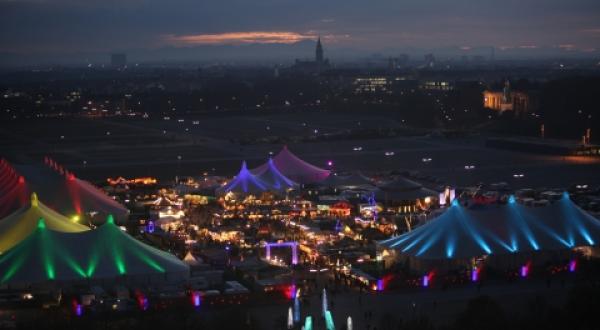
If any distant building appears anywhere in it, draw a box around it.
[354,77,391,94]
[483,80,529,115]
[315,37,324,63]
[419,80,453,91]
[111,53,127,68]
[291,37,330,73]
[388,54,410,71]
[424,53,436,68]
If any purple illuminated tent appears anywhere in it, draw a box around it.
[256,158,299,192]
[216,161,268,196]
[252,146,330,184]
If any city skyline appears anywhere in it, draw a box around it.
[2,0,600,66]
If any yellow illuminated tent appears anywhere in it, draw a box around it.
[0,193,89,253]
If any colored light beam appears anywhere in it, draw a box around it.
[304,316,313,330]
[325,310,335,330]
[455,207,492,254]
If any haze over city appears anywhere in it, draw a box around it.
[2,0,600,66]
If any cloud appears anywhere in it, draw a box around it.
[162,31,318,46]
[580,28,600,35]
[518,45,538,49]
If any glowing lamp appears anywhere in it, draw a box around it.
[568,259,577,273]
[327,161,333,167]
[286,284,297,300]
[520,264,529,278]
[136,294,149,311]
[471,267,479,282]
[377,279,384,291]
[147,220,155,233]
[18,176,25,184]
[72,299,83,316]
[422,275,429,287]
[193,293,201,307]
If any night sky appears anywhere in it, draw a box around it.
[2,0,600,64]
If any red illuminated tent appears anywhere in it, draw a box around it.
[0,158,129,223]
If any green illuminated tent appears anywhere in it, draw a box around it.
[0,193,89,254]
[0,216,189,286]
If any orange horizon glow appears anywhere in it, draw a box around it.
[163,31,319,45]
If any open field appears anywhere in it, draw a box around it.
[1,113,599,188]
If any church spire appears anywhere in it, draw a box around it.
[316,36,324,63]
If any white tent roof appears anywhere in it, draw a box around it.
[183,251,201,266]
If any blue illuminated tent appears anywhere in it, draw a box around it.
[216,161,268,196]
[379,194,600,260]
[255,158,299,193]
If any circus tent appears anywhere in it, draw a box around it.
[0,159,27,218]
[255,158,299,192]
[183,251,202,266]
[0,158,129,223]
[252,146,330,184]
[374,177,438,202]
[0,216,189,286]
[0,193,89,254]
[318,172,373,189]
[216,161,268,196]
[379,194,600,260]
